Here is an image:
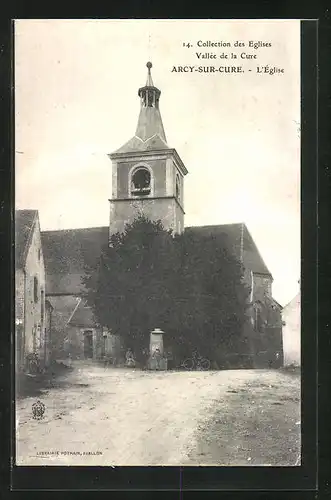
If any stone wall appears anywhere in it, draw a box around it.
[15,269,25,371]
[109,197,184,236]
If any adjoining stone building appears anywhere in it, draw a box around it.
[15,210,53,372]
[282,292,301,367]
[40,63,283,367]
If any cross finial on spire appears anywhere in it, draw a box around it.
[146,61,154,87]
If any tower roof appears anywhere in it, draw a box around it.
[113,62,169,154]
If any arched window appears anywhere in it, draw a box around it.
[175,174,180,199]
[131,167,151,197]
[147,90,154,107]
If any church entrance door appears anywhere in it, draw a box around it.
[83,330,93,359]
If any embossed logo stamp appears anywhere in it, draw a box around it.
[32,400,45,420]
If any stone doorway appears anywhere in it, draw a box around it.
[83,330,93,359]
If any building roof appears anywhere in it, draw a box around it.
[113,133,169,155]
[41,222,271,295]
[135,107,167,145]
[282,292,300,312]
[15,209,38,269]
[42,226,108,274]
[68,299,96,328]
[185,223,272,277]
[271,297,283,310]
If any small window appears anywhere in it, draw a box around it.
[38,248,41,261]
[131,167,151,197]
[33,277,38,303]
[175,174,180,199]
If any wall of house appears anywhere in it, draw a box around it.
[23,219,46,367]
[15,269,25,371]
[282,294,301,366]
[44,302,53,366]
[15,269,25,320]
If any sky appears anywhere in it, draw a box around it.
[15,19,301,306]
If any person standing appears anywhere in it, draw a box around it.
[154,347,161,370]
[125,348,135,367]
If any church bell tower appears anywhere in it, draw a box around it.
[108,62,188,238]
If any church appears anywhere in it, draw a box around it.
[40,62,283,368]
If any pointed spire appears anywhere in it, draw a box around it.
[135,62,167,143]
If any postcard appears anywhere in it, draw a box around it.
[15,19,301,467]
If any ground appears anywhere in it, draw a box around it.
[16,362,301,466]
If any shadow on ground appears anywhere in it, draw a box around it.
[16,361,87,399]
[280,365,301,377]
[185,369,301,466]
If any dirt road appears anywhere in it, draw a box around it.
[16,362,300,466]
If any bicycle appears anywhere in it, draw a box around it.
[181,352,211,371]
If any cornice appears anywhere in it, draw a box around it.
[108,148,188,176]
[108,195,185,214]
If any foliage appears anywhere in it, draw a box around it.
[83,215,250,363]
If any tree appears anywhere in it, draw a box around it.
[169,230,250,363]
[83,215,250,365]
[83,215,179,360]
